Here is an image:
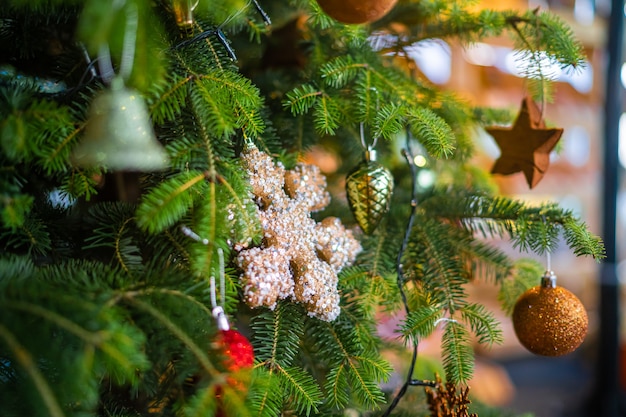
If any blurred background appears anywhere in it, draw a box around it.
[397,0,625,415]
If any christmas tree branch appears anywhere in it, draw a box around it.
[0,323,65,417]
[381,132,435,417]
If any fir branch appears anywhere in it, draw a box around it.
[306,0,337,29]
[6,298,147,386]
[407,107,456,159]
[562,217,605,258]
[122,296,218,377]
[283,84,323,116]
[191,77,237,138]
[460,303,503,347]
[373,103,406,141]
[320,56,368,89]
[402,305,440,340]
[247,367,282,417]
[21,99,80,174]
[498,258,544,315]
[186,181,220,276]
[278,365,323,416]
[61,168,99,200]
[0,263,150,416]
[148,74,192,125]
[420,190,605,260]
[113,218,144,277]
[347,365,387,410]
[0,323,65,417]
[113,287,214,319]
[136,171,208,234]
[342,231,400,316]
[339,296,384,352]
[324,364,350,409]
[1,193,33,229]
[84,202,144,275]
[215,166,262,248]
[5,300,104,345]
[364,230,400,281]
[181,384,218,417]
[354,354,393,384]
[441,321,474,384]
[196,70,264,131]
[461,239,512,284]
[235,103,265,139]
[2,214,52,255]
[327,322,387,409]
[214,381,254,417]
[252,302,304,367]
[0,254,36,279]
[313,95,341,135]
[411,218,469,314]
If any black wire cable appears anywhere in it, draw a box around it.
[381,130,435,417]
[173,0,272,61]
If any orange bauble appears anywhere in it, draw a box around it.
[512,272,588,357]
[316,0,398,24]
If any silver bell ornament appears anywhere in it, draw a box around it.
[72,78,169,172]
[345,148,394,234]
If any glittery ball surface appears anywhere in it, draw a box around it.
[512,285,588,356]
[219,329,255,371]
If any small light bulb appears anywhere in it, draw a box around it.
[413,154,427,167]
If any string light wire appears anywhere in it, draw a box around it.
[381,128,435,417]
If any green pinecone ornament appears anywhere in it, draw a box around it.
[346,149,394,234]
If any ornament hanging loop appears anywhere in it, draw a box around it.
[180,226,231,331]
[542,216,555,288]
[97,0,138,85]
[541,269,557,288]
[210,248,230,331]
[360,123,379,163]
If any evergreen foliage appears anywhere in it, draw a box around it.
[0,1,603,417]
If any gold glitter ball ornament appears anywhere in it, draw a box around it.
[346,149,394,234]
[316,0,398,24]
[512,271,588,356]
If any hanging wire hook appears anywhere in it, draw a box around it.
[119,2,138,81]
[174,27,237,61]
[180,225,210,245]
[174,0,271,61]
[359,122,379,151]
[210,248,230,331]
[95,1,138,84]
[179,226,230,330]
[433,316,459,328]
[540,215,553,272]
[359,87,381,151]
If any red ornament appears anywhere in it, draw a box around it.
[215,329,254,417]
[219,329,255,371]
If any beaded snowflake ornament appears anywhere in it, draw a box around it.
[236,144,362,321]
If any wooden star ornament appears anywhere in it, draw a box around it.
[486,97,563,189]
